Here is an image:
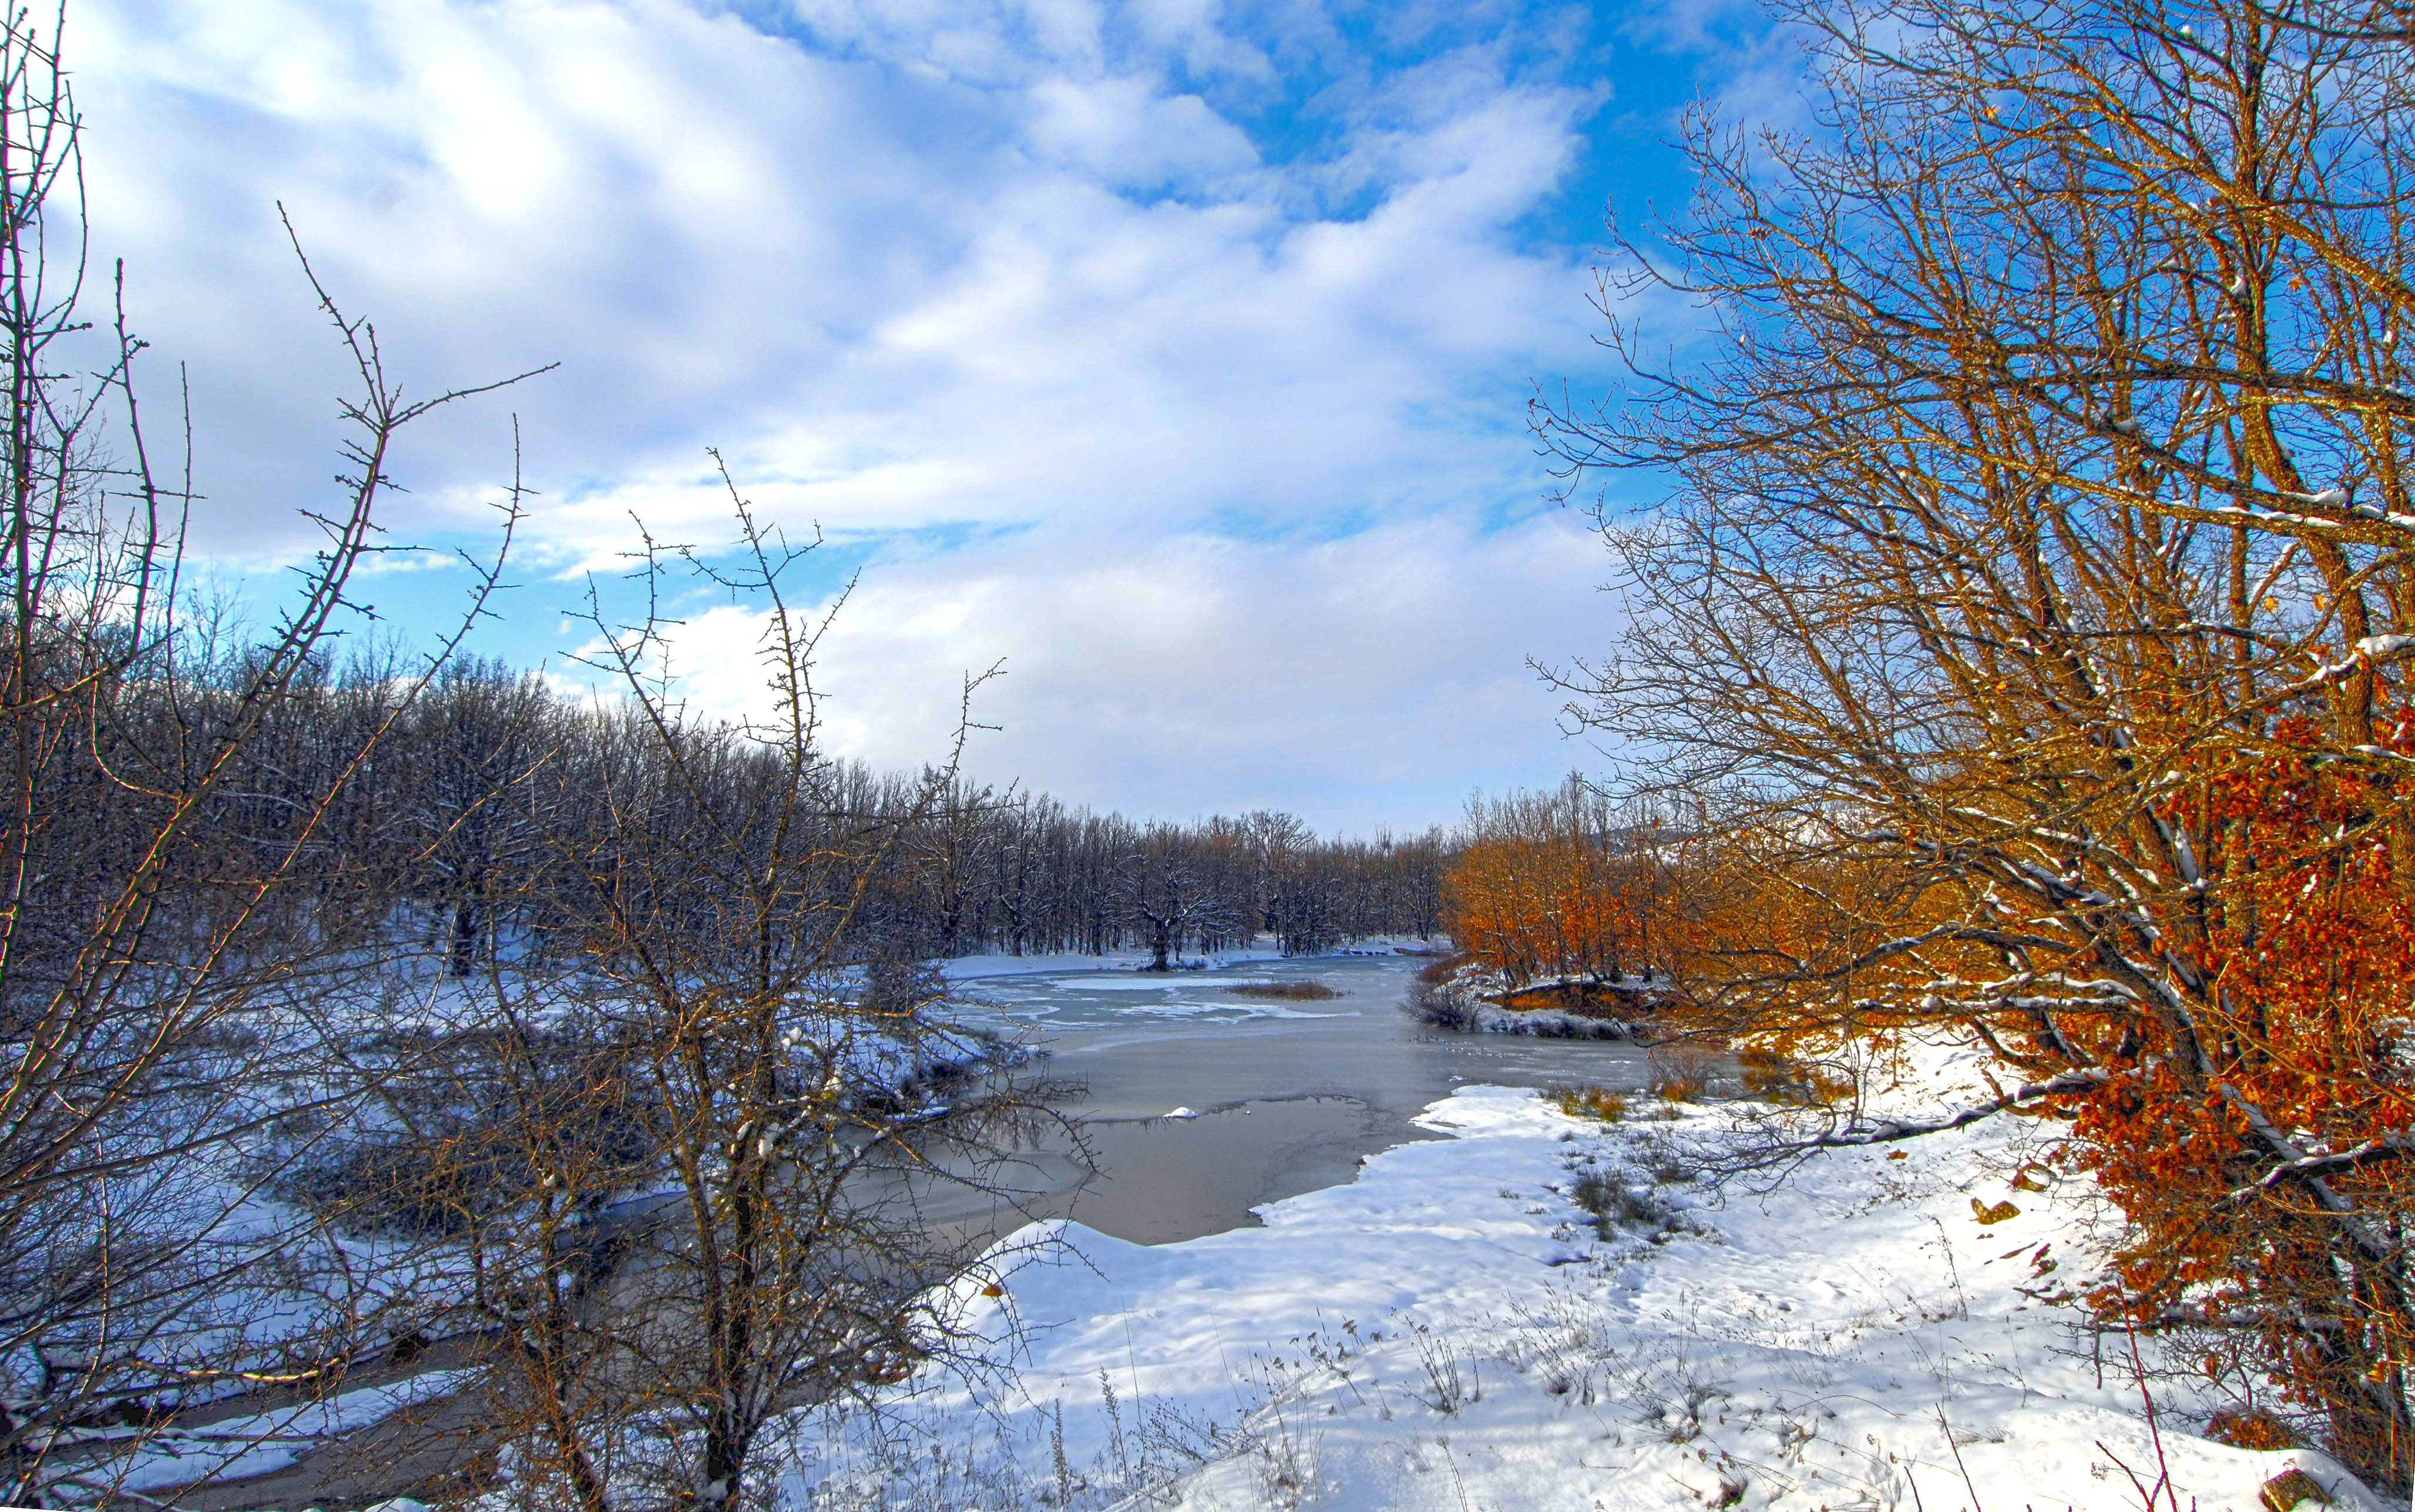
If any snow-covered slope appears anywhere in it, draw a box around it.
[791,1079,2389,1511]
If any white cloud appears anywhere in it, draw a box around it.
[1024,75,1256,186]
[649,509,1611,832]
[69,0,1638,826]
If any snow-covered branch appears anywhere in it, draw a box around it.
[1734,1067,2108,1160]
[2225,1132,2415,1202]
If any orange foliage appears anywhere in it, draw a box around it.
[1443,833,1637,987]
[2030,714,2415,1472]
[1618,721,2415,1476]
[1452,739,2415,1473]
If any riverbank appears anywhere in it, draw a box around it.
[788,1052,2386,1512]
[1405,956,1645,1040]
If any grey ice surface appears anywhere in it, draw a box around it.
[952,952,1652,1245]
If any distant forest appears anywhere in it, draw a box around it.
[130,651,1447,980]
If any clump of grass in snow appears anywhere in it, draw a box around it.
[1547,1085,1628,1124]
[1650,1074,1702,1103]
[1226,980,1340,1001]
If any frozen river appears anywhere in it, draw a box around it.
[943,949,1655,1245]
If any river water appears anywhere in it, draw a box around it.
[943,950,1654,1246]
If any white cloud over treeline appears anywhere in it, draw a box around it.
[70,0,1726,829]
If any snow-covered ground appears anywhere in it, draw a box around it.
[785,1062,2388,1511]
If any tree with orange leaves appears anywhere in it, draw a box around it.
[1441,777,1684,992]
[1534,0,2415,1487]
[1446,835,1627,987]
[2067,717,2415,1477]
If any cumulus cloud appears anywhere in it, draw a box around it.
[65,0,1690,828]
[644,509,1611,832]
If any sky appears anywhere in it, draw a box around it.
[73,0,1790,834]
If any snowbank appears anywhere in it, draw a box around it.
[790,1080,2389,1511]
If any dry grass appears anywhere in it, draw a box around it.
[1225,979,1341,1001]
[1499,986,1628,1020]
[1547,1085,1628,1124]
[1736,1047,1853,1108]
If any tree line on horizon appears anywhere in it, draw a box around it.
[6,577,1447,1507]
[211,650,1449,979]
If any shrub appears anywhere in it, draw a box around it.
[2206,1409,2299,1451]
[1547,1086,1628,1124]
[1568,1171,1662,1236]
[1736,1047,1853,1107]
[1645,1043,1727,1103]
[1405,975,1477,1030]
[1225,980,1340,1001]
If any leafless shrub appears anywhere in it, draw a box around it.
[1647,1044,1728,1103]
[1404,973,1479,1030]
[1408,1323,1480,1416]
[0,6,539,1498]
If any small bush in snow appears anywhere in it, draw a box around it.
[1736,1046,1855,1108]
[1225,979,1341,1001]
[1548,1084,1628,1124]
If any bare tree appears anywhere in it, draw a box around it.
[1120,824,1222,970]
[0,2,547,1497]
[366,472,1059,1512]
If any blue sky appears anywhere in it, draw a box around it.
[76,0,1787,832]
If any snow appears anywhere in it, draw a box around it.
[788,1071,2394,1511]
[1164,1107,1201,1120]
